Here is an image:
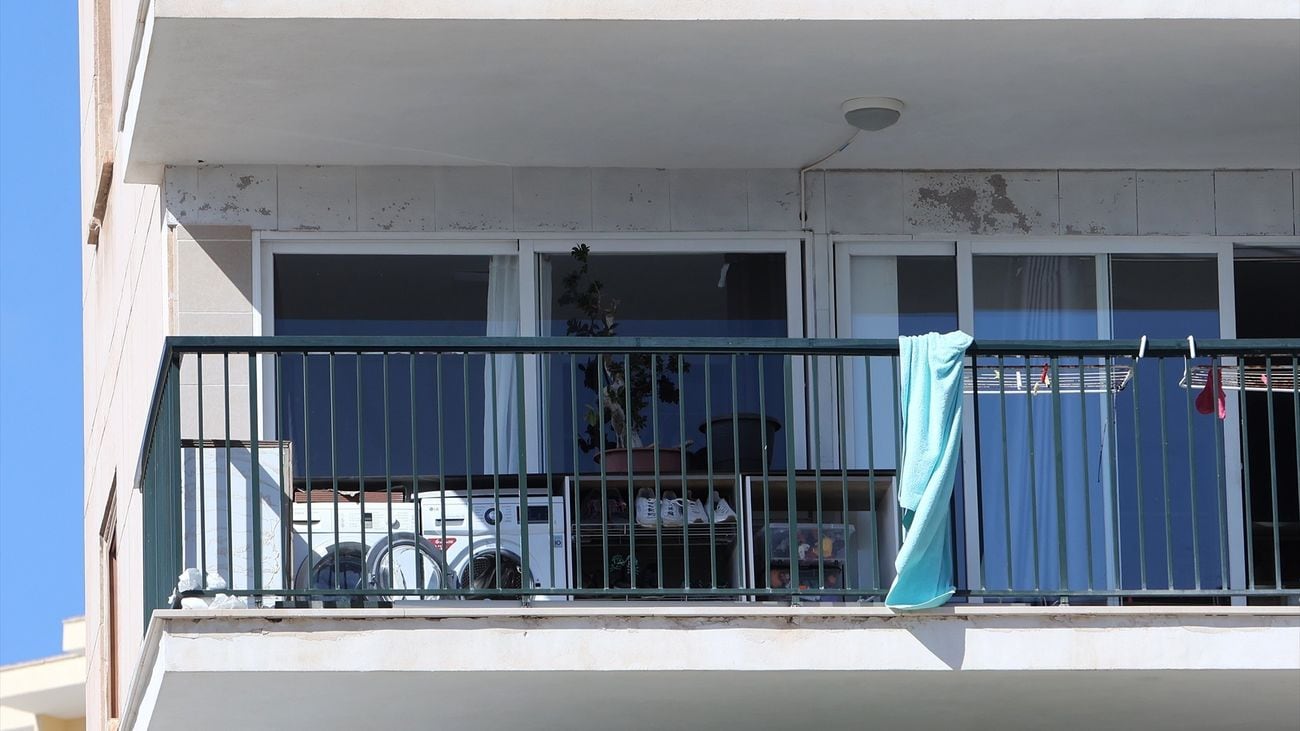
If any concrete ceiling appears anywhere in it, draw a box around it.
[142,669,1298,730]
[126,18,1300,176]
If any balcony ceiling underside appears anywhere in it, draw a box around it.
[140,668,1296,730]
[125,17,1300,178]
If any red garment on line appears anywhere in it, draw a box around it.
[1195,366,1226,420]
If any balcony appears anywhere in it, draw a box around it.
[134,335,1299,609]
[118,335,1300,729]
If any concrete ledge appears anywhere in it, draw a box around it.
[123,605,1300,730]
[154,0,1300,21]
[151,603,1300,620]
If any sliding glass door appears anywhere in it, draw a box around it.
[268,247,519,487]
[535,243,800,475]
[837,244,958,471]
[836,240,1237,596]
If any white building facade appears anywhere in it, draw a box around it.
[81,2,1300,730]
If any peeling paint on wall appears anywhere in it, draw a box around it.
[905,172,1057,235]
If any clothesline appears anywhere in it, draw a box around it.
[962,362,1134,396]
[1180,365,1299,394]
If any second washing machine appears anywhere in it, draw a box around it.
[416,490,571,599]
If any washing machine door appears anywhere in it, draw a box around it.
[459,546,531,596]
[298,542,368,597]
[366,532,453,600]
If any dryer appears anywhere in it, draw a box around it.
[291,495,452,600]
[416,491,571,600]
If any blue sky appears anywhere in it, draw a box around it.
[0,0,84,663]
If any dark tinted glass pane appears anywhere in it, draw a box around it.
[543,251,789,473]
[273,254,495,485]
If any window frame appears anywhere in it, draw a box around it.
[253,232,808,472]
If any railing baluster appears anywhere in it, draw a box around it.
[1050,356,1068,592]
[1077,355,1093,592]
[1265,355,1281,590]
[834,355,852,595]
[969,354,986,594]
[329,353,340,593]
[862,354,880,595]
[677,355,690,594]
[1157,356,1174,589]
[784,355,799,602]
[624,353,636,591]
[569,354,583,595]
[1182,351,1201,592]
[1292,355,1300,590]
[704,353,717,592]
[649,354,663,592]
[462,356,474,594]
[302,353,312,599]
[435,353,448,593]
[732,355,745,597]
[891,355,904,558]
[356,353,366,596]
[596,355,609,591]
[1131,360,1147,591]
[1212,355,1228,592]
[757,354,773,596]
[249,352,262,598]
[811,356,825,592]
[515,352,531,601]
[540,352,555,595]
[275,353,288,596]
[1104,356,1122,594]
[998,356,1013,591]
[411,352,424,597]
[1023,358,1041,593]
[196,354,207,592]
[383,352,394,596]
[489,352,502,592]
[223,353,234,593]
[1239,356,1255,592]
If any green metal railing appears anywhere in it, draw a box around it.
[137,337,1300,619]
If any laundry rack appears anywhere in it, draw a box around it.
[1180,364,1299,393]
[962,359,1135,396]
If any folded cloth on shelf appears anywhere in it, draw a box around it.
[886,330,973,611]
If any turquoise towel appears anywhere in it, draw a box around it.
[885,330,973,610]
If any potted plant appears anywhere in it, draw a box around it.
[559,243,687,473]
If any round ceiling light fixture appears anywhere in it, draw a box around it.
[841,97,904,132]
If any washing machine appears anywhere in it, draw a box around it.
[415,491,571,599]
[291,496,452,600]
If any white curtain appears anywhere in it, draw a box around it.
[483,255,520,473]
[848,256,903,471]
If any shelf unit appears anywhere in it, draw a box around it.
[743,472,898,600]
[564,474,747,596]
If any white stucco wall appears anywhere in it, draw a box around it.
[79,3,172,731]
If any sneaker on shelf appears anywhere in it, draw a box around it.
[686,498,709,524]
[659,492,686,527]
[635,488,660,527]
[710,495,737,523]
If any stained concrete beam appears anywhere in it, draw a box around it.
[904,171,1058,235]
